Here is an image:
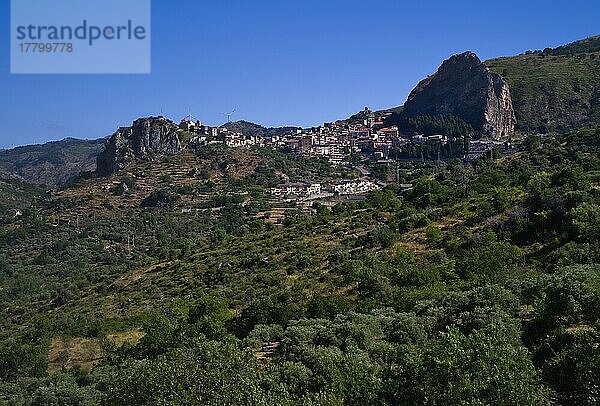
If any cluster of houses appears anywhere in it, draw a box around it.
[268,178,381,201]
[263,108,402,164]
[268,182,324,199]
[178,108,404,164]
[179,118,218,139]
[178,118,265,148]
[222,132,264,148]
[331,179,382,195]
[178,107,516,166]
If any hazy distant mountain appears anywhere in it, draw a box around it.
[486,35,600,133]
[0,137,105,186]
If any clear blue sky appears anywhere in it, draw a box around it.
[1,0,599,148]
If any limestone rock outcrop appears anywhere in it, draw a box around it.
[96,116,183,176]
[403,51,516,139]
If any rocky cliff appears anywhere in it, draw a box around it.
[96,116,183,176]
[403,51,516,139]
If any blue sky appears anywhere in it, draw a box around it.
[1,0,599,148]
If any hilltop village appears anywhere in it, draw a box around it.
[170,107,515,203]
[180,107,515,166]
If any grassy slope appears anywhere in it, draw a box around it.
[1,130,598,380]
[486,37,600,133]
[0,170,520,371]
[0,146,362,371]
[0,145,358,326]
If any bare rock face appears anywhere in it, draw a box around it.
[96,116,183,176]
[403,52,516,139]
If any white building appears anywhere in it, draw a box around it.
[269,182,322,199]
[332,179,381,195]
[223,133,264,148]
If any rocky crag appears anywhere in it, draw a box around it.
[403,51,516,139]
[96,116,184,176]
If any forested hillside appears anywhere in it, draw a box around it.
[0,128,598,404]
[0,138,104,186]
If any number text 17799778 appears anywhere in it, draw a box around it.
[19,43,73,52]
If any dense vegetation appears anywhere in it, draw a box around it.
[0,178,42,223]
[384,112,480,138]
[541,35,600,57]
[0,128,599,404]
[394,138,467,160]
[486,36,600,133]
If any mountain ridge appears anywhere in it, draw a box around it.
[0,137,105,186]
[222,120,300,138]
[485,35,600,132]
[1,34,598,184]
